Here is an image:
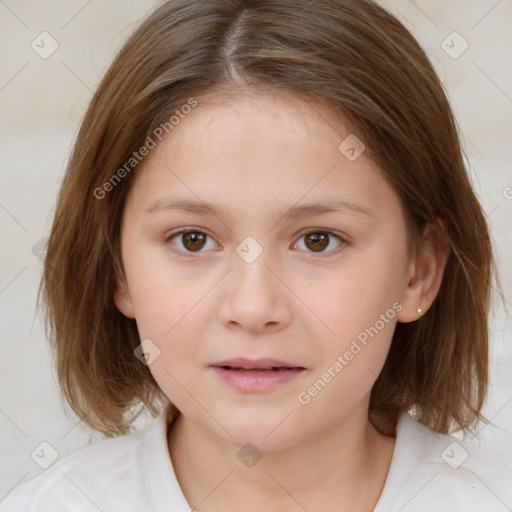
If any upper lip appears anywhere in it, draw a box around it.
[210,358,305,370]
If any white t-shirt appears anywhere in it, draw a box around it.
[2,406,512,511]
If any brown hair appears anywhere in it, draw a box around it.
[40,0,502,437]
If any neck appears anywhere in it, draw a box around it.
[167,403,396,512]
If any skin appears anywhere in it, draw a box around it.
[114,90,448,511]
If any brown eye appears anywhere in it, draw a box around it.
[166,229,217,254]
[181,231,207,251]
[304,232,329,252]
[166,228,345,256]
[295,230,344,255]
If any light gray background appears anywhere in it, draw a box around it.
[1,0,511,502]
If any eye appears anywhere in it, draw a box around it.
[165,227,347,257]
[165,228,219,254]
[293,229,346,255]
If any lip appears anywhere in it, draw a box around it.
[209,358,306,392]
[211,357,303,370]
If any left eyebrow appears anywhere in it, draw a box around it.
[144,196,374,224]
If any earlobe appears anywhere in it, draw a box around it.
[113,274,136,319]
[396,220,450,323]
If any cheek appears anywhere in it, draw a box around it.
[130,277,209,410]
[318,250,405,332]
[131,282,206,345]
[123,241,207,335]
[302,237,407,373]
[294,267,400,427]
[122,253,211,406]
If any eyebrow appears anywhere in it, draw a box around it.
[144,196,373,224]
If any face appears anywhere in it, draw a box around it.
[114,90,418,450]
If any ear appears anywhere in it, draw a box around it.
[112,271,136,319]
[396,219,450,323]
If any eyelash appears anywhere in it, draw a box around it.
[164,227,348,258]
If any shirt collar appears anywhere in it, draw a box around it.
[139,404,191,511]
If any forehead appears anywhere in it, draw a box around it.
[124,90,403,226]
[168,90,345,146]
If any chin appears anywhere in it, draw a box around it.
[209,408,302,452]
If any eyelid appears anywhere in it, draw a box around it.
[295,227,348,242]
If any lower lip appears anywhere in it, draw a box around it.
[210,366,305,392]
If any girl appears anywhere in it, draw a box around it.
[3,0,511,510]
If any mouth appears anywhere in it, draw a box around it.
[210,357,305,371]
[209,358,306,392]
[218,366,293,371]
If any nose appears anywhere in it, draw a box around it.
[216,245,292,334]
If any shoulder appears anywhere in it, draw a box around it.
[376,413,512,512]
[0,427,149,512]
